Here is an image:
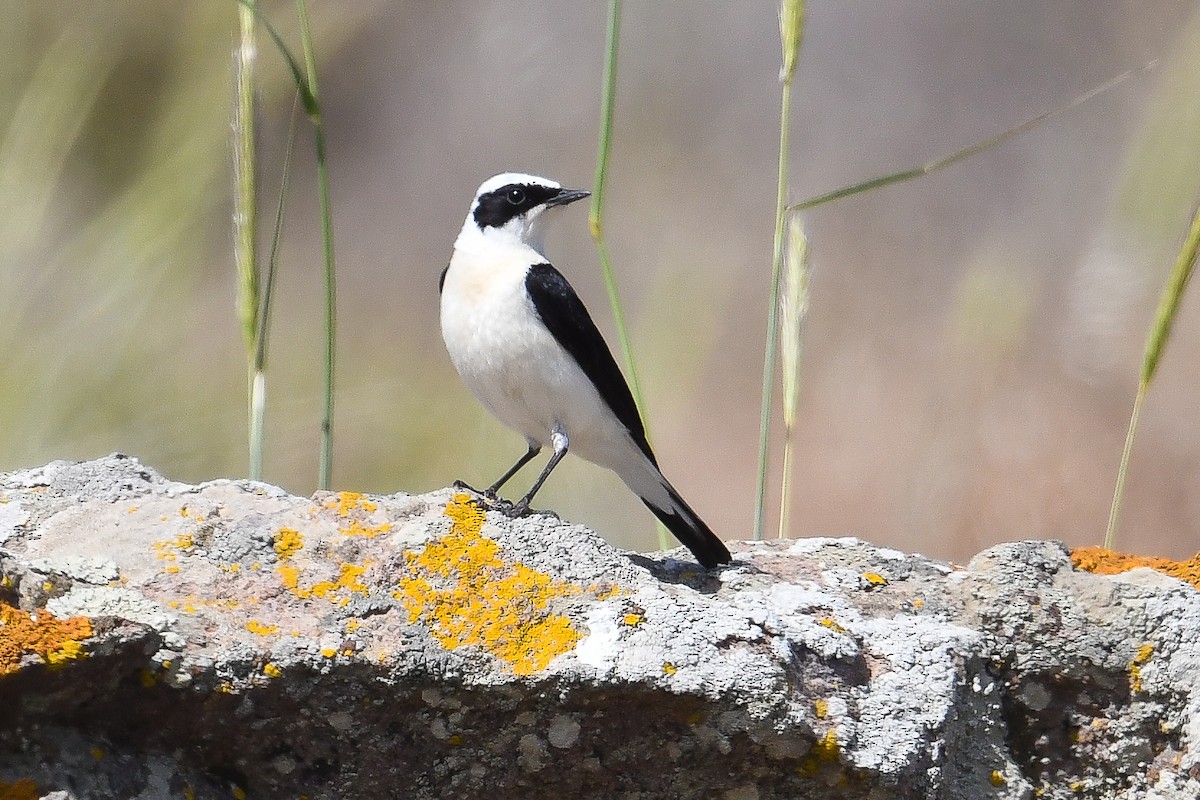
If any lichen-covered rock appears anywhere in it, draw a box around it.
[0,455,1196,799]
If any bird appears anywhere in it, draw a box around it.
[439,172,732,569]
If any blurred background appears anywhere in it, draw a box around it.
[2,1,1199,562]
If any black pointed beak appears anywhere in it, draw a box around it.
[546,188,591,208]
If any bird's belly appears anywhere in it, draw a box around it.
[442,295,628,461]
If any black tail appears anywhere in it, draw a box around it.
[642,481,732,569]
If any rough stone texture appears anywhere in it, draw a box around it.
[0,455,1196,800]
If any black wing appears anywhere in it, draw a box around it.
[524,262,655,465]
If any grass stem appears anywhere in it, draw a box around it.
[296,0,337,490]
[1104,200,1200,549]
[234,3,261,478]
[589,0,669,550]
[788,63,1155,214]
[754,0,804,541]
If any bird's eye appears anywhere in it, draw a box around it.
[506,188,526,206]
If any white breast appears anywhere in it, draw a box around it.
[439,240,639,470]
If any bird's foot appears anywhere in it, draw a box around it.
[502,499,531,518]
[453,479,507,501]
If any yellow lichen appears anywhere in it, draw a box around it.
[797,728,840,776]
[990,769,1006,786]
[862,572,887,587]
[814,698,829,719]
[309,562,369,605]
[622,613,644,627]
[0,779,39,800]
[263,662,282,678]
[339,519,393,538]
[90,746,105,761]
[448,734,463,746]
[661,662,678,676]
[818,617,847,635]
[278,564,306,598]
[326,492,377,516]
[152,533,194,573]
[395,494,583,676]
[320,647,337,658]
[274,528,304,561]
[345,619,361,632]
[813,729,839,761]
[245,620,279,636]
[1130,643,1154,693]
[0,601,92,675]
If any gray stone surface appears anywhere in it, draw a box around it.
[0,454,1196,799]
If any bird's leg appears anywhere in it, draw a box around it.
[506,426,568,517]
[484,443,542,499]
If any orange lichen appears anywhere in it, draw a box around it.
[0,779,39,800]
[1070,547,1200,590]
[395,494,583,676]
[0,601,92,675]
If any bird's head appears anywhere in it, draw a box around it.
[461,172,590,253]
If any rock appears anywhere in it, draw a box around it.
[0,454,1196,799]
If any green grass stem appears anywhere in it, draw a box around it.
[295,0,338,491]
[249,93,300,483]
[233,4,262,479]
[588,0,670,550]
[778,214,809,539]
[788,64,1155,214]
[1104,201,1200,549]
[753,0,805,542]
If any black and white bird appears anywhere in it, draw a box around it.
[439,172,732,568]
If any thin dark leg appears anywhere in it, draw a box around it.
[507,427,568,517]
[485,443,542,497]
[453,443,541,500]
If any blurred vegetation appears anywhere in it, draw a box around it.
[1,2,1197,561]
